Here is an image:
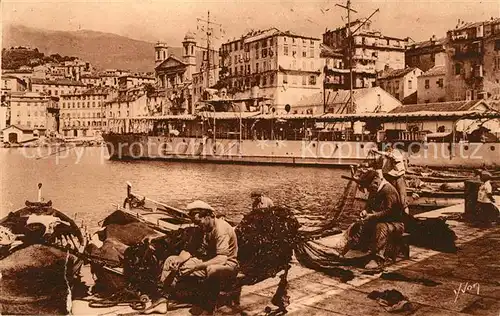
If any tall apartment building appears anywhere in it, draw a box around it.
[218,28,323,112]
[7,91,58,131]
[405,36,447,72]
[323,19,409,90]
[446,18,500,101]
[60,87,117,137]
[30,78,86,97]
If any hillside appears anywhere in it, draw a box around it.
[2,24,182,72]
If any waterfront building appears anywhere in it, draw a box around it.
[7,91,58,131]
[446,18,500,101]
[377,67,423,104]
[388,99,500,140]
[30,78,86,97]
[1,125,41,144]
[323,19,409,90]
[1,75,28,95]
[105,86,149,133]
[60,87,117,137]
[405,36,447,72]
[417,65,447,103]
[321,44,348,91]
[154,32,219,115]
[295,86,403,114]
[218,28,323,113]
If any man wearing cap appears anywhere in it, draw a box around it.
[348,170,405,269]
[476,171,499,226]
[150,200,238,315]
[251,191,274,210]
[370,144,409,214]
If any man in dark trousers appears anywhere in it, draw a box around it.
[350,170,405,269]
[144,200,238,315]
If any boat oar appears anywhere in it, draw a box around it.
[126,182,190,219]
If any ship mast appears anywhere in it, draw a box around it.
[335,1,378,114]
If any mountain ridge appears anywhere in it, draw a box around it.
[2,24,183,72]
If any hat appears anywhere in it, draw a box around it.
[186,200,215,212]
[480,171,492,180]
[357,170,378,189]
[250,191,263,198]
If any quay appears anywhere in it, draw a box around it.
[72,200,500,315]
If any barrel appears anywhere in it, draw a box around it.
[464,180,481,221]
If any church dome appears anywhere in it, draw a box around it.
[184,31,196,42]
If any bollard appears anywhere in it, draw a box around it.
[464,180,481,221]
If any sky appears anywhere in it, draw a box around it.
[2,0,499,46]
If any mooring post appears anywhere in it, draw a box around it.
[464,180,481,221]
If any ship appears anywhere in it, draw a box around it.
[102,95,500,168]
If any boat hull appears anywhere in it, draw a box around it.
[103,134,500,168]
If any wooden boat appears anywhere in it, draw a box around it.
[0,184,84,315]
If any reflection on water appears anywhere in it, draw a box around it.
[0,147,351,231]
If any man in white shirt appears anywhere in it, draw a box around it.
[477,171,499,226]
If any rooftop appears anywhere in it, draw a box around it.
[390,100,489,113]
[452,17,500,32]
[407,37,447,50]
[420,65,446,77]
[31,78,86,86]
[378,67,419,80]
[225,27,320,45]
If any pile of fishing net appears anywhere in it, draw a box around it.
[0,244,80,315]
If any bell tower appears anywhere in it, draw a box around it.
[155,42,169,68]
[182,31,197,80]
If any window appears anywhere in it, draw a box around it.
[309,75,316,85]
[408,80,412,90]
[309,48,314,58]
[283,74,288,84]
[455,63,462,75]
[425,79,430,89]
[270,74,275,85]
[256,63,259,73]
[284,45,289,56]
[495,39,500,51]
[302,47,307,57]
[302,76,307,85]
[437,78,444,88]
[263,76,267,86]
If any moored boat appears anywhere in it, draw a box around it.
[0,184,84,315]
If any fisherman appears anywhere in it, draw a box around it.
[344,170,405,269]
[476,171,499,226]
[251,191,274,210]
[370,144,409,214]
[145,200,238,315]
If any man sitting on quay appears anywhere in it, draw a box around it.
[251,191,274,210]
[144,200,239,315]
[342,170,405,269]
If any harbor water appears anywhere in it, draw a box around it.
[0,147,352,231]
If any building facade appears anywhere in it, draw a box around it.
[417,65,447,103]
[7,91,56,130]
[105,87,150,133]
[60,87,117,137]
[377,67,422,103]
[446,18,500,101]
[218,28,323,113]
[405,36,447,72]
[118,74,156,90]
[30,78,86,97]
[323,19,409,90]
[1,75,28,95]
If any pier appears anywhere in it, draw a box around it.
[72,201,500,315]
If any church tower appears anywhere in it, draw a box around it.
[155,42,169,68]
[182,31,197,80]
